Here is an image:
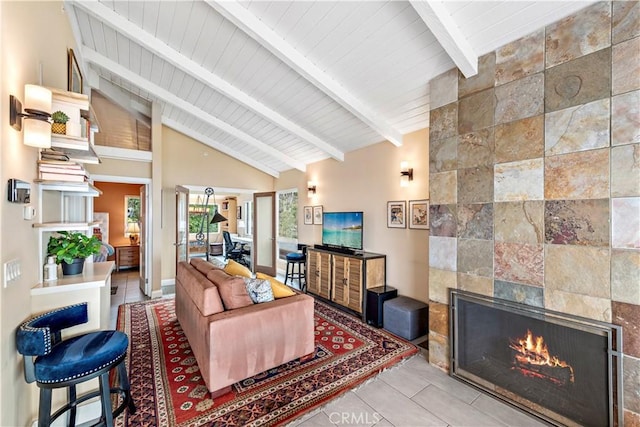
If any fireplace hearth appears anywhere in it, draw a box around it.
[450,290,622,427]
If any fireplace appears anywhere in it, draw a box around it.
[450,290,622,427]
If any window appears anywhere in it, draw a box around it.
[188,203,220,234]
[125,195,140,235]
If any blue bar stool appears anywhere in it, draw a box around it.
[16,302,135,427]
[285,244,307,291]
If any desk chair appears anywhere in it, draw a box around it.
[223,231,250,267]
[285,244,307,291]
[16,303,135,427]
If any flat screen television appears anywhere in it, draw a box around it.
[322,211,363,250]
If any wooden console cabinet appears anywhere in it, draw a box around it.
[116,245,139,271]
[306,248,386,318]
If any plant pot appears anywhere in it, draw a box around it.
[61,258,85,276]
[52,123,66,135]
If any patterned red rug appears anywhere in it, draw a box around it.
[115,298,418,426]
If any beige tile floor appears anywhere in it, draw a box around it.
[110,269,547,427]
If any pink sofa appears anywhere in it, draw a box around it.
[175,258,315,395]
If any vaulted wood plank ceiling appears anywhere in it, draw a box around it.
[65,1,595,177]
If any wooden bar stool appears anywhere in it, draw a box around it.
[285,244,307,291]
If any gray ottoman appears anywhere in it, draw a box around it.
[383,296,429,340]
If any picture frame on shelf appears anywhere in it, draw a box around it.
[313,205,323,225]
[408,199,429,229]
[387,201,406,228]
[67,48,83,94]
[303,206,313,225]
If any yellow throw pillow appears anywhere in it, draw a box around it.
[223,260,253,278]
[256,272,296,298]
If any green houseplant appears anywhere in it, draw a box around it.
[51,110,70,135]
[47,231,101,275]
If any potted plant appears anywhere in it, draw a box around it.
[51,110,70,135]
[47,231,102,275]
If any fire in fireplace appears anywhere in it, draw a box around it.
[450,290,622,427]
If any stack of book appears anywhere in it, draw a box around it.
[38,158,89,182]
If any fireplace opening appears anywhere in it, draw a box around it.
[450,290,622,427]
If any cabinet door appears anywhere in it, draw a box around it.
[332,256,363,313]
[307,250,331,299]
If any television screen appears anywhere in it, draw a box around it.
[322,212,363,250]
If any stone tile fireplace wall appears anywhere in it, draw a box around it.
[427,1,639,423]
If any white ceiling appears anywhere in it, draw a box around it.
[65,1,595,177]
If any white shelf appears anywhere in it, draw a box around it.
[35,180,102,196]
[32,220,100,231]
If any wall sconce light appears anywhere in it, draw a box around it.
[307,181,317,197]
[400,161,413,187]
[9,84,52,148]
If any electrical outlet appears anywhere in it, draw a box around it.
[3,259,21,287]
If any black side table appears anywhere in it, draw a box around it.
[365,286,398,328]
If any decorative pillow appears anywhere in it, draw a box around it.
[209,257,227,269]
[256,272,296,298]
[223,259,252,278]
[243,277,275,303]
[214,276,254,310]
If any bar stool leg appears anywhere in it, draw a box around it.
[68,385,77,426]
[38,388,52,427]
[99,371,114,427]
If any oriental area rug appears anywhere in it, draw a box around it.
[115,298,418,426]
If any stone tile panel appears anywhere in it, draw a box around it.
[494,201,544,244]
[623,356,640,413]
[612,37,640,95]
[495,115,544,164]
[613,301,640,358]
[494,158,544,202]
[544,48,611,113]
[458,128,494,169]
[624,409,640,427]
[544,98,610,156]
[611,90,640,147]
[429,171,457,205]
[429,204,457,238]
[494,280,544,307]
[495,73,544,125]
[612,197,640,249]
[429,268,457,304]
[428,331,449,371]
[458,166,493,204]
[494,242,544,287]
[611,144,640,197]
[544,288,611,322]
[429,301,449,337]
[458,88,495,134]
[429,236,457,271]
[545,2,611,68]
[613,0,640,44]
[495,29,545,86]
[457,273,493,297]
[611,249,640,305]
[458,239,493,277]
[545,244,610,299]
[430,135,457,173]
[430,68,458,110]
[544,199,610,246]
[544,149,610,200]
[429,103,458,142]
[457,203,493,240]
[458,52,496,99]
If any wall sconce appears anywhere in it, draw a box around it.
[10,84,52,148]
[307,181,317,197]
[400,161,413,187]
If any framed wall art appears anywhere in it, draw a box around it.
[409,199,429,229]
[387,201,406,228]
[67,48,83,94]
[313,205,323,225]
[304,206,313,225]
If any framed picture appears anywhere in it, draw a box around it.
[236,206,242,220]
[313,205,323,225]
[409,199,429,229]
[67,48,83,93]
[387,201,406,228]
[304,206,313,225]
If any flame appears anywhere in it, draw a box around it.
[509,330,575,383]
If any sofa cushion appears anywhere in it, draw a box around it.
[256,272,296,298]
[243,277,275,303]
[207,269,253,310]
[177,262,225,316]
[223,260,252,278]
[190,257,220,276]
